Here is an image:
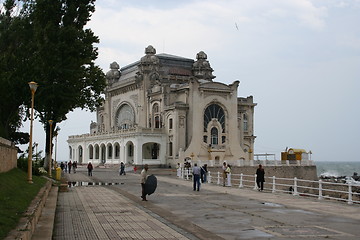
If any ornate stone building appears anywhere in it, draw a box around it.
[67,45,256,166]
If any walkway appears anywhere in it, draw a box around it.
[49,166,360,240]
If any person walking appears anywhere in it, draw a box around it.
[87,162,93,176]
[222,162,227,186]
[192,163,201,191]
[68,161,72,174]
[64,162,68,173]
[60,162,65,172]
[256,164,265,191]
[225,164,232,187]
[176,163,181,178]
[119,162,126,175]
[140,164,149,201]
[200,164,208,183]
[73,161,77,173]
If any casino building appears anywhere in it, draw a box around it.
[67,45,256,167]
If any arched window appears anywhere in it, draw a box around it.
[204,104,225,132]
[95,145,99,159]
[243,114,248,132]
[153,104,159,113]
[89,145,93,159]
[128,144,133,157]
[107,144,112,158]
[78,146,83,157]
[152,103,161,128]
[114,143,120,158]
[211,127,218,145]
[155,116,160,128]
[116,104,135,129]
[169,118,173,129]
[169,142,173,156]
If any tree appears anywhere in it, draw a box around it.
[28,0,106,167]
[0,0,106,167]
[0,0,32,144]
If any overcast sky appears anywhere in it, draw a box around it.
[21,0,360,162]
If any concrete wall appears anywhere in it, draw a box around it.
[0,137,17,173]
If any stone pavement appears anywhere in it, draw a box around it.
[52,169,199,240]
[45,166,360,240]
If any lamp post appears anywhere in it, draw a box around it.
[48,120,53,177]
[54,127,60,167]
[28,81,38,183]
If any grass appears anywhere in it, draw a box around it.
[0,168,47,239]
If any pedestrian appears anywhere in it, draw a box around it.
[64,162,68,173]
[222,162,227,186]
[134,165,137,173]
[60,162,65,172]
[73,161,77,173]
[200,164,208,183]
[68,161,72,174]
[192,163,201,191]
[256,164,265,191]
[176,163,181,178]
[140,164,149,201]
[187,162,192,179]
[225,164,232,187]
[87,162,93,176]
[119,162,126,175]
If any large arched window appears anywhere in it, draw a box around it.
[204,104,225,132]
[116,104,135,129]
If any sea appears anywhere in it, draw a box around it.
[315,161,360,179]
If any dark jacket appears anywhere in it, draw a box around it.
[256,168,265,182]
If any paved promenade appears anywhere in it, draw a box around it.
[48,166,360,240]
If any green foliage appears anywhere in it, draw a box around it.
[0,168,47,239]
[17,143,46,176]
[0,0,33,142]
[0,0,106,152]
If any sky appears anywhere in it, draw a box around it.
[20,0,360,162]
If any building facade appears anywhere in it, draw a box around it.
[67,45,256,166]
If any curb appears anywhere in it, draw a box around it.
[4,181,54,240]
[31,185,58,240]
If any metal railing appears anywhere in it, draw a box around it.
[176,168,360,205]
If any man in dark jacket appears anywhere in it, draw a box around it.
[256,164,265,191]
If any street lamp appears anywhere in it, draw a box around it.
[54,126,60,166]
[28,81,38,183]
[48,120,53,177]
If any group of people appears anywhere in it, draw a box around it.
[59,161,78,174]
[58,161,266,203]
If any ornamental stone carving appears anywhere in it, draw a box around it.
[139,45,159,73]
[192,51,215,81]
[106,62,121,85]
